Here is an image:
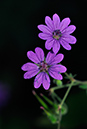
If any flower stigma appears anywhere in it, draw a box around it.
[52,30,62,40]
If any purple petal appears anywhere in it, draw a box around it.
[27,51,40,63]
[34,72,43,89]
[57,64,67,73]
[38,33,51,40]
[37,25,52,34]
[48,68,63,80]
[62,35,77,44]
[52,40,60,54]
[62,25,76,34]
[53,13,60,30]
[35,47,44,62]
[21,63,39,71]
[24,69,39,79]
[59,39,71,50]
[49,53,64,65]
[42,72,50,90]
[45,16,54,31]
[46,52,55,65]
[45,38,54,50]
[49,64,67,73]
[60,18,71,31]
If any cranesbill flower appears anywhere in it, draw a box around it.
[21,47,67,90]
[38,13,77,54]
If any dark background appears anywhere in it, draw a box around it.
[0,0,87,129]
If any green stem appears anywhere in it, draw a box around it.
[57,109,61,129]
[52,92,62,102]
[50,79,87,92]
[76,80,87,85]
[51,72,87,92]
[51,84,70,91]
[57,119,60,129]
[51,92,57,103]
[50,82,76,91]
[60,82,73,107]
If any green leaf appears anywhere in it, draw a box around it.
[79,84,87,89]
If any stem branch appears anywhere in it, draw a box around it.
[50,79,87,92]
[60,82,73,107]
[64,72,75,81]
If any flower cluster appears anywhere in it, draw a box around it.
[21,13,76,90]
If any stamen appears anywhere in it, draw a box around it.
[39,61,49,72]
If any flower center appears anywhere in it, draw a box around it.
[52,30,62,40]
[39,61,48,72]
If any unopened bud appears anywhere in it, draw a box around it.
[56,80,62,86]
[40,93,43,96]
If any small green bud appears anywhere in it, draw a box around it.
[53,79,63,86]
[56,80,63,86]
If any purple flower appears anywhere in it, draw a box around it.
[21,47,67,90]
[38,13,77,54]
